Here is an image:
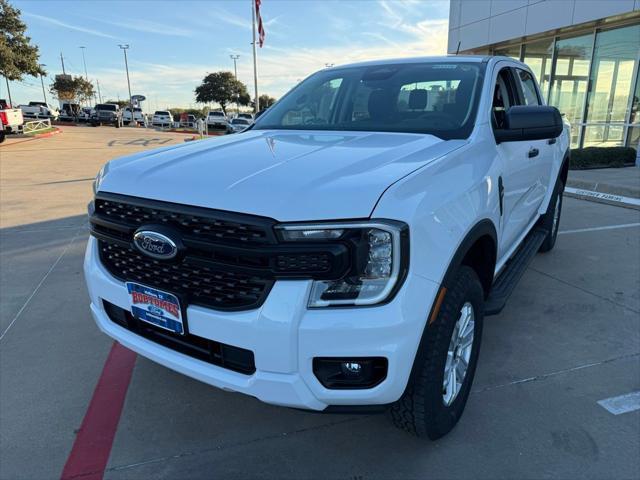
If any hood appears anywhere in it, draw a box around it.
[100,130,464,221]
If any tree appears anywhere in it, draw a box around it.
[194,71,250,115]
[0,0,41,81]
[50,75,95,103]
[258,94,277,109]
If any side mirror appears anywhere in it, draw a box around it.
[495,105,563,143]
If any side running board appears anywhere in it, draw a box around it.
[485,228,548,316]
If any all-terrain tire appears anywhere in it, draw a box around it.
[538,179,564,253]
[389,266,484,439]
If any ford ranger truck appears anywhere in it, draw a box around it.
[85,56,569,439]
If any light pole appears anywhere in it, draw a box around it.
[79,46,88,80]
[230,54,240,114]
[230,54,240,80]
[118,44,133,126]
[39,64,47,104]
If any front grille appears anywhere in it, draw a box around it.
[103,300,256,375]
[99,242,273,311]
[91,193,349,312]
[95,197,273,246]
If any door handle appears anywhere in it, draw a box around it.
[547,138,557,145]
[528,148,539,158]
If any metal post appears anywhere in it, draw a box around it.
[251,1,260,113]
[4,76,12,106]
[96,79,103,104]
[79,47,88,80]
[230,54,240,114]
[39,64,47,104]
[119,44,134,127]
[60,52,66,75]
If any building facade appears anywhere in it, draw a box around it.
[448,0,640,151]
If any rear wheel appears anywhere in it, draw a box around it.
[539,180,564,253]
[389,266,484,439]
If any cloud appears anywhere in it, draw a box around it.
[23,12,119,39]
[91,17,194,37]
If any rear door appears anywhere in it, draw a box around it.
[493,66,542,257]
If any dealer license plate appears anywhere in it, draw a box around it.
[126,282,184,335]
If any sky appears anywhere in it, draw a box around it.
[3,0,450,110]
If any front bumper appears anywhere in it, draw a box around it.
[84,236,438,410]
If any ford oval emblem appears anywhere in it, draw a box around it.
[133,230,178,260]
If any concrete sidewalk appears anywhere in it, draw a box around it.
[567,167,640,198]
[566,167,640,209]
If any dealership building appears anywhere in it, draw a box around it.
[448,0,640,151]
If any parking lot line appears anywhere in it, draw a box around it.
[597,391,640,415]
[559,222,640,235]
[60,342,137,480]
[0,228,82,342]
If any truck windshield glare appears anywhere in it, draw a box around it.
[254,62,485,139]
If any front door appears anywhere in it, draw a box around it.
[493,66,544,258]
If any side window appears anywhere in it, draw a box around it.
[516,69,541,106]
[492,68,517,129]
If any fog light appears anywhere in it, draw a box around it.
[342,362,362,374]
[313,357,387,389]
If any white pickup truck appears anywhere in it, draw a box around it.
[85,56,569,438]
[0,105,24,143]
[19,101,59,119]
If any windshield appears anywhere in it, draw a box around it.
[154,111,169,115]
[254,61,485,139]
[96,104,117,111]
[232,119,249,125]
[209,111,224,117]
[238,114,252,119]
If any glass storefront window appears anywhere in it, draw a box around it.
[548,33,594,147]
[583,24,640,148]
[522,39,554,100]
[494,45,521,60]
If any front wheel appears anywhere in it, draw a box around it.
[0,131,5,143]
[389,266,484,439]
[539,180,564,253]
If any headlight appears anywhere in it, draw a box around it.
[93,162,110,194]
[276,221,408,307]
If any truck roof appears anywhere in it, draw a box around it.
[326,55,530,71]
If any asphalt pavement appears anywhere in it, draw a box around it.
[1,126,638,480]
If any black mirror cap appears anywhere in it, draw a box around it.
[495,105,563,143]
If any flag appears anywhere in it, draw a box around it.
[255,0,265,48]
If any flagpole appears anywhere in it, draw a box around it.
[251,0,260,113]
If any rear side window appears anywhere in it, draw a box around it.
[516,69,541,105]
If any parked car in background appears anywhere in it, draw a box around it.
[19,101,59,119]
[78,107,95,123]
[91,104,122,128]
[179,114,197,128]
[236,113,254,122]
[123,107,145,126]
[0,102,24,142]
[230,118,251,133]
[86,56,569,439]
[206,111,229,131]
[59,102,82,122]
[152,110,173,128]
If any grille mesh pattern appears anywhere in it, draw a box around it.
[95,198,271,245]
[99,242,273,311]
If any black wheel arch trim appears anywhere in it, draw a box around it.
[402,218,497,398]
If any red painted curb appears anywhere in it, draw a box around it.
[60,342,137,480]
[32,128,62,139]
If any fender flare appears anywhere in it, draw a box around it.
[402,219,497,394]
